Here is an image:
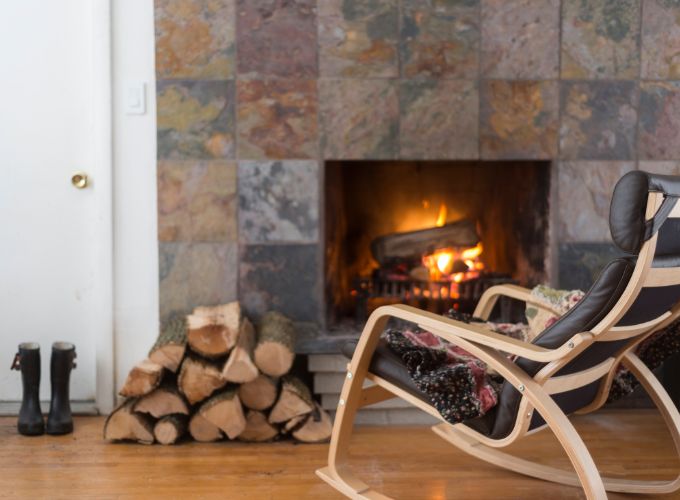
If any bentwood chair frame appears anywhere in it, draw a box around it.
[316,184,680,499]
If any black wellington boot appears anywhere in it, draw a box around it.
[46,342,77,435]
[11,343,45,436]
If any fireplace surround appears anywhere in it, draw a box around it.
[154,0,680,353]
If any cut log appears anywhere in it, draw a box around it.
[238,374,278,411]
[268,375,314,424]
[149,316,187,372]
[254,312,296,377]
[222,318,258,383]
[103,399,155,444]
[187,302,241,358]
[282,414,308,434]
[132,384,189,418]
[119,360,163,398]
[189,413,223,443]
[292,403,333,443]
[199,387,246,439]
[370,219,479,265]
[154,414,188,445]
[177,355,226,405]
[237,411,279,442]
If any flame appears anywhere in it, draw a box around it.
[422,241,484,282]
[461,242,483,260]
[435,203,447,227]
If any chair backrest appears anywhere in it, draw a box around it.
[482,171,680,440]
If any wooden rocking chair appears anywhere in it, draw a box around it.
[316,171,680,499]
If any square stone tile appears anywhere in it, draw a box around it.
[560,81,638,160]
[238,160,319,243]
[239,244,320,322]
[641,0,680,79]
[237,80,318,159]
[157,80,235,160]
[319,79,399,159]
[559,243,625,291]
[639,82,680,160]
[236,0,318,78]
[561,0,640,79]
[558,161,636,242]
[400,80,478,159]
[400,0,479,79]
[639,161,680,175]
[159,242,238,321]
[480,80,558,159]
[157,161,237,242]
[481,0,559,79]
[318,0,398,77]
[155,0,235,79]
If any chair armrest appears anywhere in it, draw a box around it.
[369,304,589,363]
[473,284,563,320]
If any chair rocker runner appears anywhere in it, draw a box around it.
[316,171,680,499]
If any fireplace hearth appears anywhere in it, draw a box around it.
[325,161,552,328]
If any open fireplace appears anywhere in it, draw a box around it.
[324,161,552,327]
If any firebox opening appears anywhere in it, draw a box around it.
[324,161,552,327]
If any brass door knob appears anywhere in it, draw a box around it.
[71,172,89,189]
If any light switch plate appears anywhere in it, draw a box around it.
[125,81,146,115]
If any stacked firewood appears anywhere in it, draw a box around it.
[104,303,332,445]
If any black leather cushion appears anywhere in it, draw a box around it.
[610,170,680,254]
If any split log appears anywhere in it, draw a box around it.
[254,312,296,377]
[268,375,314,424]
[187,302,241,358]
[104,399,155,444]
[189,413,223,443]
[238,374,278,411]
[222,318,258,383]
[132,384,189,418]
[282,414,307,434]
[154,414,188,445]
[199,387,246,439]
[149,316,187,372]
[292,403,333,443]
[119,360,163,398]
[371,219,479,265]
[177,355,226,405]
[237,411,279,442]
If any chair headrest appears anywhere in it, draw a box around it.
[610,171,680,254]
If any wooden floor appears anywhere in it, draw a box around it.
[0,410,678,499]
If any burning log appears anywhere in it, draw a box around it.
[254,311,296,377]
[189,413,223,443]
[149,316,187,372]
[104,399,155,444]
[119,360,163,398]
[238,410,279,442]
[269,375,314,424]
[370,219,479,266]
[238,374,278,411]
[199,387,246,440]
[178,355,226,405]
[222,318,258,383]
[154,414,188,445]
[187,302,241,358]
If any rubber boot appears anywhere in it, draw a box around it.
[11,343,45,436]
[46,342,77,435]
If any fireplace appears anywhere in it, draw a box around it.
[325,161,552,327]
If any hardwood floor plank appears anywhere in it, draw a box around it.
[0,410,677,499]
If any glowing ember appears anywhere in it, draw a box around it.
[422,242,484,281]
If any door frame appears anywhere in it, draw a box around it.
[92,0,115,414]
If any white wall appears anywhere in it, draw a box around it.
[111,0,159,400]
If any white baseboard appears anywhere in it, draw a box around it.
[0,401,98,416]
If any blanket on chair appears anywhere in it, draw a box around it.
[385,286,680,425]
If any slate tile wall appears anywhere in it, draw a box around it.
[154,0,680,329]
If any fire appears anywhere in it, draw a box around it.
[435,203,447,227]
[422,242,484,282]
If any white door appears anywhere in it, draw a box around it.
[0,1,111,406]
